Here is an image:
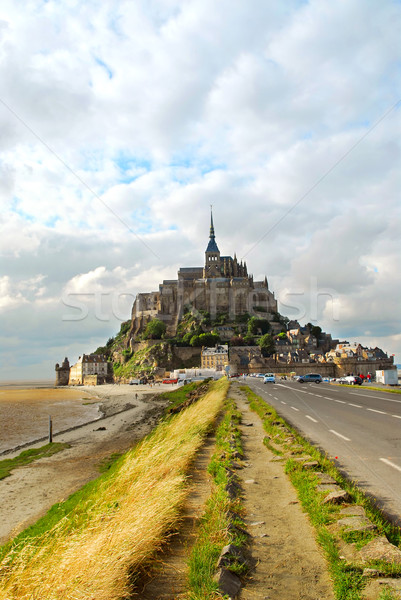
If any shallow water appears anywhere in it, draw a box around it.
[0,387,101,453]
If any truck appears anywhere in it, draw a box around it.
[375,370,398,385]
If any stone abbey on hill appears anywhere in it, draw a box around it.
[130,212,278,339]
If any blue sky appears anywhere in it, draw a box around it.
[0,0,400,379]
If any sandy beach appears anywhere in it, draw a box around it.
[0,383,174,545]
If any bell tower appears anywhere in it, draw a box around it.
[203,208,221,278]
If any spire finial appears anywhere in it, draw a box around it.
[210,205,215,239]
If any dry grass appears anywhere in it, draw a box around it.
[0,379,228,600]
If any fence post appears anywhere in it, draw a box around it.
[49,416,53,443]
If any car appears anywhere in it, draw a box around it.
[162,378,178,384]
[338,375,363,386]
[129,379,140,385]
[298,373,322,384]
[263,373,276,383]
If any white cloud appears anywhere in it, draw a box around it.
[0,0,400,379]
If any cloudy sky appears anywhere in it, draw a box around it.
[1,0,400,380]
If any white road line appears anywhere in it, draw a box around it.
[315,394,323,398]
[281,401,287,405]
[334,399,346,404]
[350,392,401,404]
[329,429,351,441]
[274,397,279,400]
[348,403,362,408]
[380,458,401,473]
[306,415,318,423]
[367,408,387,415]
[291,406,299,411]
[392,415,401,419]
[324,397,334,400]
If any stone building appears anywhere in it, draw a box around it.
[55,357,70,386]
[201,344,229,371]
[68,354,110,385]
[130,211,277,341]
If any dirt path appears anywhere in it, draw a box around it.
[231,384,334,600]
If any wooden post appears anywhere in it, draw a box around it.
[49,416,53,443]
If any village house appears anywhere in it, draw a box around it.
[68,354,110,385]
[201,345,229,371]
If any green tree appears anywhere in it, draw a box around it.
[247,317,271,336]
[143,319,167,340]
[311,325,322,339]
[199,332,220,346]
[258,333,276,357]
[190,335,202,347]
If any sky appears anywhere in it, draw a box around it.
[0,0,400,381]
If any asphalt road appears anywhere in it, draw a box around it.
[245,378,401,525]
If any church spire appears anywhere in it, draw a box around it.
[210,207,215,239]
[206,206,219,253]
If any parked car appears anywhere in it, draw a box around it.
[162,378,178,384]
[263,373,276,383]
[129,379,140,385]
[298,373,322,384]
[338,375,363,386]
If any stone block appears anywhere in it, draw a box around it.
[359,536,401,564]
[323,490,351,504]
[337,516,377,532]
[213,568,242,598]
[339,505,366,517]
[216,544,247,569]
[317,483,341,492]
[302,461,319,470]
[315,472,337,484]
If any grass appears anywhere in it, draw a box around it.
[240,385,401,600]
[159,379,211,415]
[331,384,401,395]
[0,443,70,480]
[187,397,247,599]
[0,378,229,600]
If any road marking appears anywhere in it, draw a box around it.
[392,415,401,419]
[380,458,401,473]
[291,406,299,411]
[348,403,362,408]
[306,415,318,423]
[281,401,287,405]
[350,392,401,404]
[315,394,323,398]
[334,399,346,404]
[324,397,334,400]
[274,397,279,400]
[367,408,387,415]
[329,429,351,441]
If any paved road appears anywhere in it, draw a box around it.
[245,378,401,525]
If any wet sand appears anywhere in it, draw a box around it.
[0,387,101,453]
[0,383,175,545]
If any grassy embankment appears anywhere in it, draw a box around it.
[241,385,401,600]
[0,379,228,600]
[0,443,69,480]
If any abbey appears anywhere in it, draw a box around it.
[130,212,277,338]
